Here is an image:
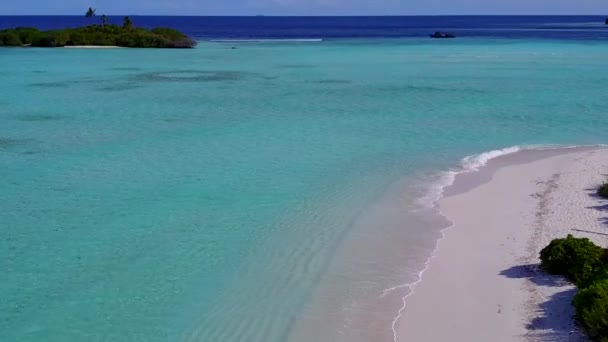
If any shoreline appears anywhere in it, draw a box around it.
[63,45,123,49]
[394,147,608,342]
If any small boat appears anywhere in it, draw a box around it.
[429,32,456,38]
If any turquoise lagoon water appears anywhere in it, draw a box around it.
[2,39,608,341]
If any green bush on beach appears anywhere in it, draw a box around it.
[539,234,606,285]
[574,279,608,341]
[579,265,608,289]
[599,182,608,199]
[0,24,196,48]
[540,235,608,340]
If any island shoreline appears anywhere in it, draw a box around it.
[63,45,123,49]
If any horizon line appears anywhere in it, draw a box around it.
[0,14,607,16]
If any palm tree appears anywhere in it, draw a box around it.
[85,7,96,18]
[123,16,134,31]
[100,14,108,28]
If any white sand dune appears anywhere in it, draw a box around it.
[396,148,608,342]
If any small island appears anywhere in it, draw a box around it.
[0,9,196,48]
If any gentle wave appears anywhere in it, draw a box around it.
[416,146,521,209]
[461,145,521,171]
[415,144,602,209]
[209,38,323,43]
[541,22,607,27]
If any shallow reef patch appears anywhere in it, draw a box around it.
[277,64,315,69]
[131,70,253,83]
[96,83,142,92]
[377,84,485,94]
[28,81,71,88]
[16,114,64,122]
[309,79,352,84]
[20,150,44,155]
[0,138,32,149]
[111,67,143,71]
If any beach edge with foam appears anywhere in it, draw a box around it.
[392,146,608,341]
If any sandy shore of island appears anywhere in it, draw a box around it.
[63,45,123,49]
[396,147,608,342]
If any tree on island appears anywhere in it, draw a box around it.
[85,7,96,18]
[123,16,134,31]
[100,15,108,28]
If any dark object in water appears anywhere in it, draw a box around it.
[605,18,608,24]
[429,32,456,38]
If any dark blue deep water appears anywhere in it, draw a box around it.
[1,15,608,40]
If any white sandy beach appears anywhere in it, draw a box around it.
[63,45,123,49]
[396,148,608,342]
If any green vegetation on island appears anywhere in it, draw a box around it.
[0,10,196,48]
[540,233,608,341]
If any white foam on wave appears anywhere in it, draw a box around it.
[414,144,601,209]
[209,38,323,43]
[462,145,521,172]
[385,144,605,342]
[385,218,451,342]
[415,146,521,209]
[542,22,606,27]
